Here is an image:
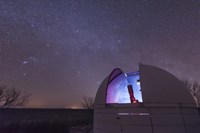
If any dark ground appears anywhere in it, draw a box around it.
[0,108,93,133]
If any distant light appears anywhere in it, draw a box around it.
[70,106,79,109]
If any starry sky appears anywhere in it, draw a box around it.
[0,0,200,108]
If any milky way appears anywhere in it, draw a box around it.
[0,0,200,108]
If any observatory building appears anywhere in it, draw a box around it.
[94,64,200,133]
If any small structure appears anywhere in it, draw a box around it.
[94,64,200,133]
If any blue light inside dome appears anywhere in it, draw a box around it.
[106,72,143,104]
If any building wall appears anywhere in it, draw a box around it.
[94,106,200,133]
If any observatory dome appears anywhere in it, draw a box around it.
[95,64,195,107]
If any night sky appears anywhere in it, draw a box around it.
[0,0,200,108]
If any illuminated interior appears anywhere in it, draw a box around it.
[106,71,143,104]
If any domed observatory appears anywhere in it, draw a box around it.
[94,64,200,133]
